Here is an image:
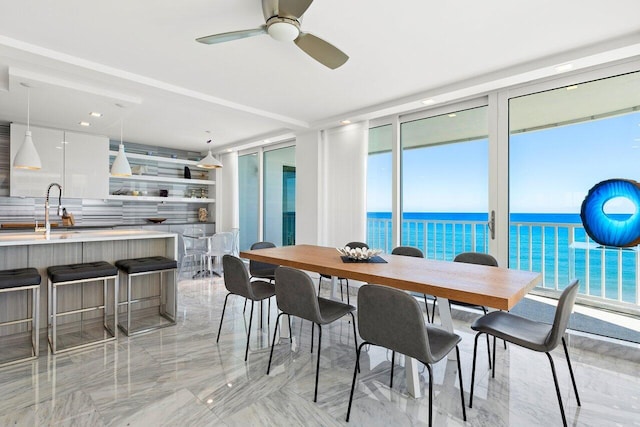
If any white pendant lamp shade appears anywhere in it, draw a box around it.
[111,143,132,176]
[14,85,42,170]
[197,150,223,169]
[14,130,42,170]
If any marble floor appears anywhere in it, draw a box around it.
[0,275,639,426]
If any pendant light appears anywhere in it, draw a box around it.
[13,83,42,170]
[197,139,223,169]
[110,120,132,176]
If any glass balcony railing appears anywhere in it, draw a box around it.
[367,215,639,312]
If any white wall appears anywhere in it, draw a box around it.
[295,123,368,247]
[215,151,238,232]
[295,130,321,244]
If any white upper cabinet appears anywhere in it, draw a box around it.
[10,123,109,199]
[64,131,109,198]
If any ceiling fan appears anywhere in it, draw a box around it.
[196,0,348,69]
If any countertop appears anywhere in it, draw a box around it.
[0,221,215,232]
[0,229,178,246]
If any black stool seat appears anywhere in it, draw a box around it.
[48,261,117,283]
[115,256,177,274]
[0,268,41,289]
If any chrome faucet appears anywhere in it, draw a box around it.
[36,183,63,239]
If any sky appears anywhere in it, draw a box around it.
[367,111,640,214]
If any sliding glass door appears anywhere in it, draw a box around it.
[367,124,393,252]
[400,106,489,260]
[263,145,296,246]
[508,70,640,305]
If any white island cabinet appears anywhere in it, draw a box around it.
[0,229,177,335]
[10,123,109,199]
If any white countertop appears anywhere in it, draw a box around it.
[0,229,177,246]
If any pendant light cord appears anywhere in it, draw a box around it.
[26,87,30,131]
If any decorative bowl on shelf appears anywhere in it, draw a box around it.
[146,218,167,224]
[337,246,382,260]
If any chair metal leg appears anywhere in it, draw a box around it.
[244,300,255,361]
[348,312,360,373]
[455,346,467,421]
[422,294,431,323]
[340,280,344,301]
[267,312,283,375]
[426,363,434,427]
[311,320,314,353]
[431,297,437,323]
[345,279,350,305]
[562,337,581,406]
[469,332,483,408]
[390,351,395,388]
[288,315,293,343]
[492,335,497,378]
[243,298,247,313]
[346,341,367,422]
[216,293,231,343]
[486,334,492,370]
[546,352,568,427]
[314,324,322,402]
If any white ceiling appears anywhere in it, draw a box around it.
[0,0,639,153]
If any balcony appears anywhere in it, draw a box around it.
[367,214,640,316]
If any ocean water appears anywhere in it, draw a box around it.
[367,212,638,304]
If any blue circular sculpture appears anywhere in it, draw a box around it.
[580,179,640,247]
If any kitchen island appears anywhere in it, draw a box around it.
[0,229,178,338]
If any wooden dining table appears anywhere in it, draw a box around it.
[240,244,542,398]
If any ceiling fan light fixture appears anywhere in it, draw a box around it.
[267,17,300,41]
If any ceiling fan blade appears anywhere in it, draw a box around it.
[196,26,267,45]
[278,0,314,19]
[294,32,349,69]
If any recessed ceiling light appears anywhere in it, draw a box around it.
[226,148,232,152]
[79,121,91,127]
[555,63,573,73]
[340,120,351,125]
[422,99,435,105]
[89,112,102,117]
[566,85,578,91]
[447,113,457,118]
[263,139,270,143]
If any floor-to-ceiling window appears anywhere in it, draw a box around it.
[366,124,393,252]
[238,153,259,251]
[509,70,640,306]
[400,106,489,260]
[263,145,296,246]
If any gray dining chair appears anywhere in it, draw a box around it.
[346,284,466,426]
[318,241,368,304]
[245,241,278,319]
[249,241,278,283]
[391,246,436,323]
[469,279,581,427]
[452,251,501,368]
[267,266,358,403]
[216,255,276,361]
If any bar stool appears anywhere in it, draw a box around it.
[47,261,118,354]
[0,268,41,366]
[115,256,177,336]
